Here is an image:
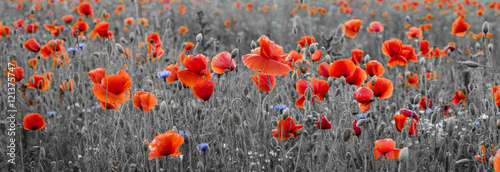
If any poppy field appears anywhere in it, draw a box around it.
[1,0,500,171]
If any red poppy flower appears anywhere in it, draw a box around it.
[349,49,364,66]
[354,86,373,112]
[149,130,184,160]
[25,22,40,33]
[295,77,330,108]
[352,119,361,138]
[382,39,407,67]
[132,91,158,112]
[287,50,303,64]
[367,21,384,33]
[406,73,419,88]
[211,51,236,74]
[78,2,95,18]
[402,45,418,63]
[365,60,385,77]
[88,68,106,84]
[315,114,332,130]
[92,70,131,110]
[451,90,467,105]
[495,92,500,108]
[192,79,215,101]
[28,75,51,91]
[405,27,422,39]
[6,66,24,84]
[342,19,363,38]
[318,62,330,78]
[418,97,432,111]
[71,21,89,37]
[329,59,356,78]
[91,22,113,38]
[272,116,303,141]
[177,54,211,87]
[59,79,75,93]
[373,139,401,161]
[425,69,438,80]
[24,38,40,52]
[23,113,45,130]
[114,5,125,15]
[475,145,494,162]
[297,36,316,48]
[13,18,25,28]
[124,17,134,25]
[0,26,11,40]
[28,58,38,71]
[251,72,276,92]
[164,63,179,84]
[246,2,253,11]
[345,66,367,87]
[178,26,188,34]
[451,16,470,37]
[393,114,407,132]
[242,35,290,76]
[419,40,432,58]
[311,49,322,61]
[183,42,194,51]
[146,32,164,61]
[43,72,54,81]
[400,109,419,122]
[366,77,393,100]
[62,15,74,23]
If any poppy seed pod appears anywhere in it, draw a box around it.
[370,76,377,86]
[282,108,290,116]
[406,16,410,23]
[115,43,124,54]
[196,33,203,43]
[309,43,317,54]
[39,147,46,159]
[339,76,346,84]
[363,54,370,64]
[231,48,239,58]
[250,40,257,49]
[340,36,345,44]
[482,22,489,34]
[232,113,241,125]
[460,61,480,68]
[475,42,481,51]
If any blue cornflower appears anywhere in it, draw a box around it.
[274,104,287,111]
[179,130,191,137]
[48,111,56,116]
[157,71,171,78]
[198,143,209,151]
[67,48,79,52]
[356,113,366,119]
[79,43,86,48]
[63,27,69,31]
[469,121,480,127]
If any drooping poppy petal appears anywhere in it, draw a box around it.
[349,49,364,66]
[366,78,393,100]
[23,113,45,130]
[149,130,184,160]
[242,35,290,76]
[451,16,470,37]
[88,68,106,84]
[365,60,385,77]
[328,59,356,78]
[192,80,215,101]
[132,91,158,112]
[211,51,236,74]
[345,66,367,87]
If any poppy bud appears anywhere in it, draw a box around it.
[196,33,203,43]
[232,113,241,125]
[356,119,371,127]
[363,54,370,64]
[309,43,317,54]
[217,126,225,135]
[143,139,149,151]
[460,61,480,68]
[475,42,481,51]
[339,76,346,84]
[39,147,46,159]
[251,40,257,49]
[488,43,493,53]
[236,36,241,44]
[327,77,334,87]
[172,126,178,133]
[469,103,477,116]
[160,101,167,114]
[398,147,409,161]
[446,118,455,136]
[370,76,377,86]
[325,55,332,64]
[282,108,289,116]
[455,159,472,164]
[340,36,345,44]
[405,16,410,22]
[292,27,298,36]
[129,32,135,42]
[497,120,500,129]
[197,161,204,171]
[74,27,79,35]
[116,43,124,54]
[231,48,239,58]
[430,111,438,124]
[342,129,351,142]
[120,37,128,44]
[482,22,489,34]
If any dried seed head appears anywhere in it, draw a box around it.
[196,33,203,43]
[231,48,239,58]
[251,40,257,49]
[115,43,124,54]
[482,21,489,34]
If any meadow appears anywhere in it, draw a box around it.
[1,0,500,171]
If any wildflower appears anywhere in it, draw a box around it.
[157,71,171,78]
[450,90,467,105]
[177,54,211,87]
[342,19,363,38]
[77,2,95,18]
[211,51,236,74]
[272,116,303,141]
[365,60,385,77]
[366,77,393,100]
[451,16,470,37]
[23,38,40,52]
[192,80,215,101]
[149,130,184,160]
[23,113,45,130]
[164,64,179,84]
[91,70,131,110]
[405,27,422,39]
[373,139,401,161]
[274,104,287,111]
[251,72,276,92]
[329,59,356,78]
[28,74,50,91]
[315,114,332,130]
[132,91,158,112]
[295,77,329,108]
[242,35,290,76]
[198,143,209,151]
[47,111,56,116]
[367,21,384,33]
[297,36,316,48]
[354,87,374,112]
[382,39,407,67]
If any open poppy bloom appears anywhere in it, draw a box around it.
[178,26,188,34]
[6,65,24,84]
[311,50,322,61]
[354,86,374,112]
[192,79,215,101]
[25,22,39,33]
[419,40,433,58]
[405,27,422,39]
[71,21,89,37]
[211,51,236,74]
[164,63,179,83]
[349,49,364,66]
[418,97,432,111]
[382,39,407,67]
[365,60,385,77]
[44,20,65,36]
[88,68,106,84]
[272,116,303,141]
[329,59,356,78]
[149,130,184,160]
[242,35,290,76]
[23,113,45,130]
[91,22,113,38]
[62,15,74,23]
[0,26,11,40]
[92,70,131,110]
[315,114,332,130]
[450,90,466,105]
[373,139,401,161]
[345,66,367,87]
[367,21,384,33]
[59,79,75,93]
[183,42,194,51]
[475,145,494,162]
[495,92,500,108]
[146,32,164,61]
[28,74,51,91]
[400,109,419,122]
[28,58,38,72]
[402,45,418,63]
[342,19,363,38]
[13,18,25,28]
[366,77,393,100]
[132,91,158,112]
[295,77,330,108]
[424,69,438,81]
[297,36,316,48]
[393,114,418,135]
[318,62,330,78]
[78,2,95,18]
[177,54,211,87]
[405,72,419,88]
[251,72,276,92]
[24,38,40,52]
[451,16,470,37]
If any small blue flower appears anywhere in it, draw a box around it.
[179,130,191,137]
[212,72,218,77]
[469,121,480,127]
[48,111,56,116]
[157,71,171,78]
[63,27,69,31]
[79,43,86,48]
[198,143,209,151]
[67,48,79,52]
[427,108,434,114]
[412,104,420,110]
[274,104,287,111]
[356,113,366,119]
